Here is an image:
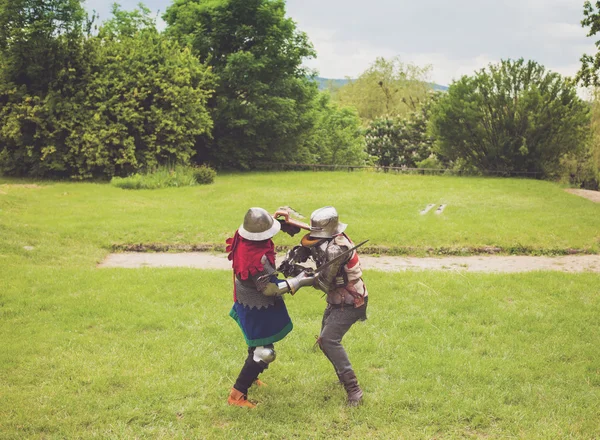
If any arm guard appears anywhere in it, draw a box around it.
[315,243,349,293]
[260,271,315,297]
[278,245,311,277]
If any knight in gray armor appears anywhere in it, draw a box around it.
[280,206,368,406]
[226,207,315,408]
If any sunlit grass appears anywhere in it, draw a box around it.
[1,172,600,438]
[1,268,599,438]
[1,172,599,269]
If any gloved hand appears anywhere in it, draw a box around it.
[278,246,312,276]
[277,219,302,237]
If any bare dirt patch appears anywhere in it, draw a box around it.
[99,252,600,273]
[565,188,600,203]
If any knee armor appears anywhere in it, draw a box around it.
[253,346,276,364]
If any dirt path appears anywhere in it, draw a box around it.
[99,252,600,273]
[565,188,600,203]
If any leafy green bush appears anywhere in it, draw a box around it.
[111,165,212,190]
[365,92,439,168]
[416,155,443,169]
[431,59,590,177]
[110,174,144,190]
[560,151,600,190]
[306,93,366,165]
[68,30,213,179]
[193,165,216,184]
[0,4,214,179]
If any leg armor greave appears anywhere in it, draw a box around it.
[253,346,276,364]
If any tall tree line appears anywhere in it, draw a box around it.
[0,0,365,178]
[1,0,597,183]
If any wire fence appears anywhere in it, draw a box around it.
[255,163,542,178]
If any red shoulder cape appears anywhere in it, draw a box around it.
[226,230,276,281]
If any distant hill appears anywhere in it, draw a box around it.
[314,77,350,90]
[314,76,449,92]
[430,83,449,92]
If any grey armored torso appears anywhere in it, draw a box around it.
[234,256,278,310]
[309,235,368,306]
[308,239,332,272]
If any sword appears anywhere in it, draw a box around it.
[257,239,369,285]
[313,240,369,274]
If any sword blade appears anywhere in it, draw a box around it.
[314,240,369,274]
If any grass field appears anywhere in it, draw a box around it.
[1,172,599,270]
[1,172,600,438]
[1,269,599,438]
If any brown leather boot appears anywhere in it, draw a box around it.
[227,388,256,408]
[339,370,363,406]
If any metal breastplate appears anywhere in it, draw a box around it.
[310,239,350,281]
[310,239,349,304]
[309,240,332,271]
[235,258,277,310]
[310,236,367,305]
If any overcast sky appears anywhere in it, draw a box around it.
[86,0,596,86]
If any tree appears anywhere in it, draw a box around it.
[164,0,319,169]
[562,88,600,189]
[577,1,600,87]
[334,57,432,122]
[365,92,439,168]
[0,0,94,176]
[589,90,600,186]
[0,0,90,95]
[60,16,214,178]
[430,59,590,177]
[0,3,214,178]
[99,2,156,39]
[308,93,366,166]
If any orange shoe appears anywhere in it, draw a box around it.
[254,379,267,387]
[227,388,256,408]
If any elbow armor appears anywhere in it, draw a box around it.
[286,271,316,294]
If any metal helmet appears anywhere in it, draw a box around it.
[309,206,347,239]
[238,207,281,241]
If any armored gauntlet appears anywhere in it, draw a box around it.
[286,271,316,295]
[261,271,315,296]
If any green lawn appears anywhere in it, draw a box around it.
[1,172,599,270]
[1,268,599,438]
[1,172,600,438]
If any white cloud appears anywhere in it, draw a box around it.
[541,22,588,40]
[304,28,397,78]
[156,16,167,32]
[84,0,596,86]
[289,0,594,85]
